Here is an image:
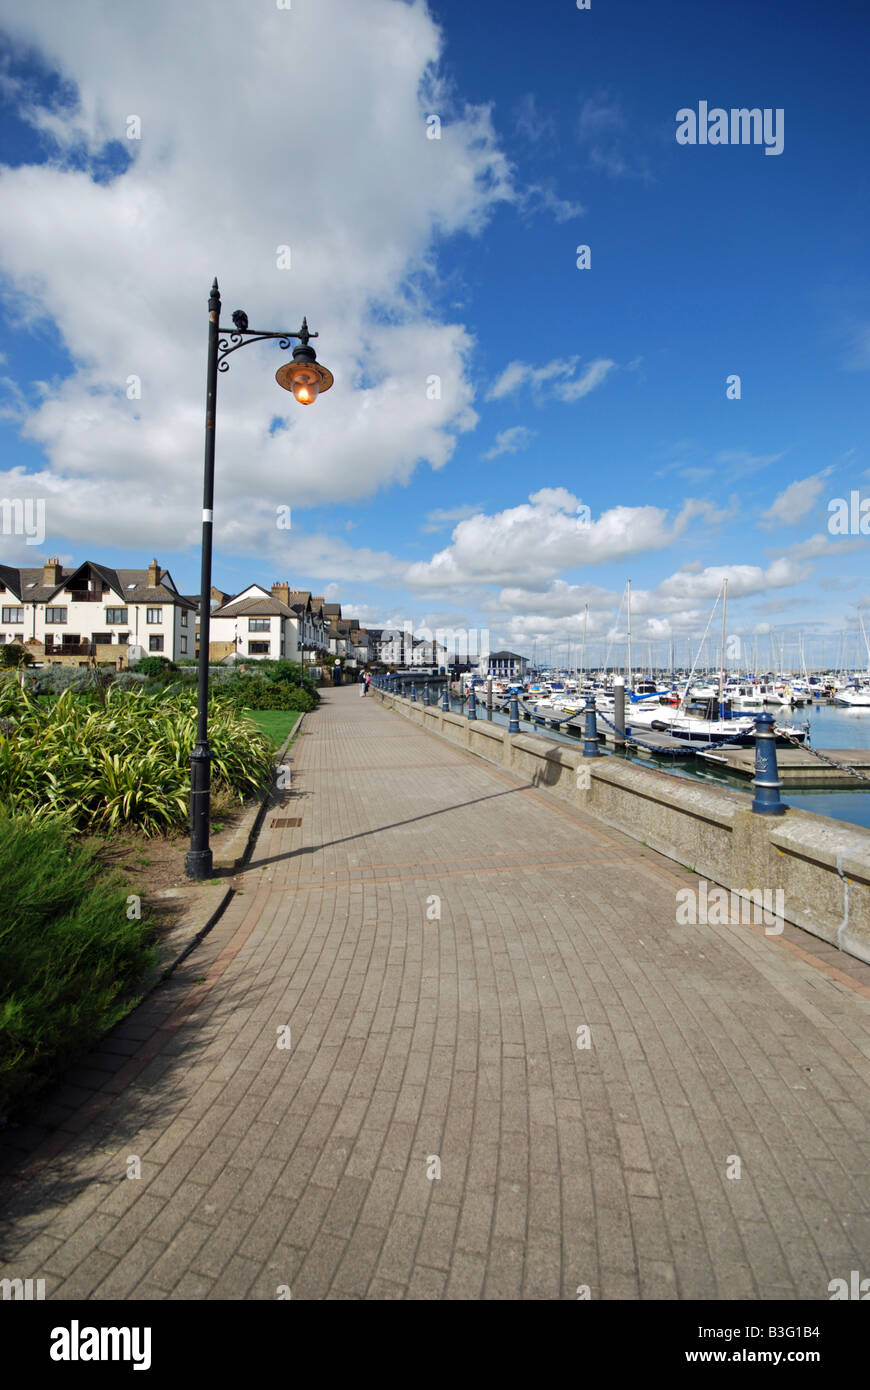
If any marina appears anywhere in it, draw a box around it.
[697,745,870,786]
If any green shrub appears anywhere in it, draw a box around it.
[132,655,177,678]
[0,675,275,834]
[1,643,32,668]
[256,660,319,700]
[0,812,155,1116]
[224,676,317,712]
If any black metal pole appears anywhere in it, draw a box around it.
[186,277,220,880]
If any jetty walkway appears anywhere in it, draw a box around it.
[1,684,869,1299]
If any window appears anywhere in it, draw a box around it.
[2,607,23,624]
[146,608,162,624]
[149,635,164,652]
[249,641,270,654]
[249,618,270,631]
[91,633,113,646]
[180,636,188,654]
[180,610,188,626]
[45,607,67,623]
[118,633,130,645]
[105,608,128,623]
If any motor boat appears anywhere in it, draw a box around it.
[833,684,870,708]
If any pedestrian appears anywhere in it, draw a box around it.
[359,669,366,697]
[365,671,371,694]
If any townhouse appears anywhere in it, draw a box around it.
[209,583,329,665]
[0,558,197,665]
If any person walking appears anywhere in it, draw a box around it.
[359,668,366,697]
[365,671,371,694]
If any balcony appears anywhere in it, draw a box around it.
[63,591,106,602]
[44,642,95,656]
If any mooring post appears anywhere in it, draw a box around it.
[751,711,786,815]
[441,681,449,712]
[468,686,477,721]
[613,676,626,749]
[582,694,601,757]
[411,680,417,703]
[508,692,520,734]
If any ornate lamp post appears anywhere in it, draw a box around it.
[185,278,332,880]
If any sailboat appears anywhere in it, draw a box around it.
[834,611,870,707]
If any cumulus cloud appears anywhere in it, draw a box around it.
[760,469,833,528]
[777,532,867,561]
[481,555,815,652]
[403,488,714,590]
[0,0,518,551]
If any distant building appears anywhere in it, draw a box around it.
[479,649,528,679]
[209,582,330,664]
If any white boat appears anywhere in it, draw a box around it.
[833,685,870,708]
[726,682,790,709]
[625,703,756,743]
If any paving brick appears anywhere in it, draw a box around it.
[1,684,868,1303]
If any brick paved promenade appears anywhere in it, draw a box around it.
[2,684,869,1299]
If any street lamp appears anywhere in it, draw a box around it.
[185,278,332,880]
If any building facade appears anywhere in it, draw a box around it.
[0,558,196,665]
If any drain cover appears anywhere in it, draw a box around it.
[271,817,302,828]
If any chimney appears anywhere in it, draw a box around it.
[147,558,160,588]
[43,557,63,587]
[271,581,290,605]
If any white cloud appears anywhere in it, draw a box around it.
[778,532,868,561]
[760,469,833,528]
[556,358,616,401]
[482,425,535,459]
[421,503,484,532]
[485,355,615,403]
[404,488,714,589]
[0,0,515,549]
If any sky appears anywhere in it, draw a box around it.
[0,0,868,672]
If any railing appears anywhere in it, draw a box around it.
[61,591,106,602]
[44,642,95,656]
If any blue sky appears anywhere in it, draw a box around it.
[0,0,868,669]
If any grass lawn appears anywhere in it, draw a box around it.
[245,709,304,749]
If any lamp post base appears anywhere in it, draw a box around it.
[185,848,214,880]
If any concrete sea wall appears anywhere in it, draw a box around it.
[374,687,870,964]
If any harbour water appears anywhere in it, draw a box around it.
[453,695,870,832]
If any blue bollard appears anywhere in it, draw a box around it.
[411,681,417,702]
[468,686,477,721]
[441,682,449,712]
[751,712,786,815]
[582,694,601,757]
[424,680,430,706]
[508,693,520,734]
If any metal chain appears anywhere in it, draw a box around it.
[774,724,870,784]
[594,708,737,753]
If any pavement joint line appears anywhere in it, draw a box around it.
[380,702,870,1003]
[2,686,869,1300]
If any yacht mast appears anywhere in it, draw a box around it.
[580,602,588,682]
[626,579,632,695]
[719,577,728,719]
